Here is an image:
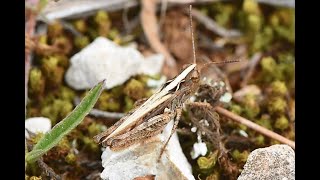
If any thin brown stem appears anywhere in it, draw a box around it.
[215,106,295,149]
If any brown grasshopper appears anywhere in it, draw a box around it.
[93,5,235,158]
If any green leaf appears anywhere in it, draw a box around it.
[25,80,105,163]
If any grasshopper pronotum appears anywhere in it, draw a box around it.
[93,5,235,159]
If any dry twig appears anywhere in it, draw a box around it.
[240,52,263,87]
[187,8,242,38]
[215,106,295,149]
[141,0,177,76]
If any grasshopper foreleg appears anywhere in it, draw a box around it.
[157,107,182,162]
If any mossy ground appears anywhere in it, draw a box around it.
[26,1,294,179]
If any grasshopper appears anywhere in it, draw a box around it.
[93,5,234,158]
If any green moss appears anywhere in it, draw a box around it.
[29,68,45,96]
[231,149,249,163]
[124,96,134,112]
[82,136,99,152]
[41,56,64,87]
[74,36,90,49]
[123,79,146,100]
[212,3,235,27]
[267,97,287,115]
[230,104,243,115]
[41,99,73,124]
[242,94,260,119]
[52,36,72,55]
[252,26,273,52]
[254,134,265,146]
[270,81,288,96]
[197,151,218,170]
[58,86,75,102]
[65,152,76,165]
[73,19,87,33]
[247,14,262,33]
[274,115,289,130]
[255,114,273,130]
[243,0,261,15]
[47,21,64,38]
[97,91,121,112]
[29,133,44,144]
[88,122,105,137]
[94,10,111,37]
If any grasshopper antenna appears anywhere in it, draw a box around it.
[189,5,196,65]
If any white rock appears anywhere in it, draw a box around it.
[65,37,164,90]
[100,121,195,180]
[238,144,295,180]
[25,117,52,138]
[219,92,232,103]
[190,140,207,159]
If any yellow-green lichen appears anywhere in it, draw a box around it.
[58,86,75,102]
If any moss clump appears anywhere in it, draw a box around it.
[41,99,73,124]
[58,86,75,102]
[47,21,64,38]
[123,79,146,100]
[94,10,111,37]
[41,56,64,88]
[211,3,235,27]
[74,36,90,49]
[87,122,105,137]
[231,149,249,163]
[97,91,121,112]
[52,36,73,55]
[270,81,288,96]
[82,136,99,152]
[124,96,134,112]
[73,19,87,33]
[267,97,287,115]
[65,152,76,165]
[254,134,265,146]
[230,104,243,115]
[29,68,45,97]
[274,115,289,130]
[255,114,273,130]
[243,0,261,15]
[242,94,260,119]
[197,151,218,170]
[251,26,273,52]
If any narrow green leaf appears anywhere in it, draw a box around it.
[26,80,105,163]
